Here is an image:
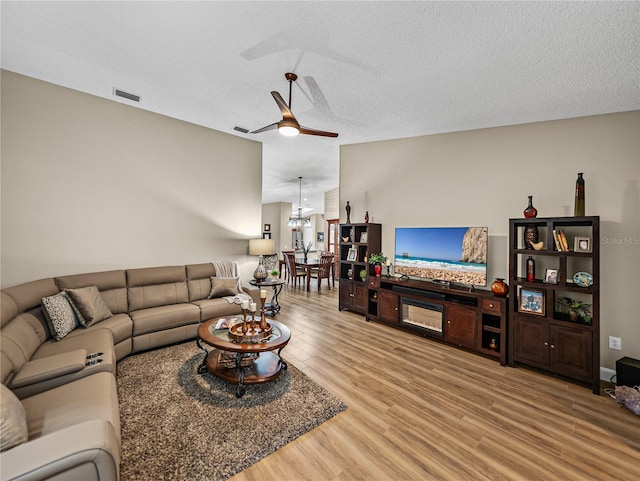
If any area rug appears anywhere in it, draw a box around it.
[117,341,346,481]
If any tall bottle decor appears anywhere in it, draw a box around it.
[523,195,539,250]
[574,173,585,216]
[345,201,351,224]
[526,256,536,282]
[364,211,369,223]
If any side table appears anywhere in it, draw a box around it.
[249,278,285,316]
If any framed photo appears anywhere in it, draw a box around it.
[360,232,368,243]
[544,268,558,284]
[263,224,271,232]
[518,288,545,316]
[317,232,325,243]
[574,236,592,253]
[347,248,358,261]
[262,232,271,240]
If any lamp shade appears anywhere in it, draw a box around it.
[249,238,274,256]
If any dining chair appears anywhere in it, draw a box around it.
[283,251,305,288]
[309,252,335,291]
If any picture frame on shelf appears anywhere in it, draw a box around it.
[262,232,271,240]
[360,232,368,243]
[544,268,559,284]
[518,288,545,316]
[263,223,271,232]
[347,248,358,261]
[574,236,592,253]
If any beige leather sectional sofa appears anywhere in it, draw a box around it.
[0,263,260,481]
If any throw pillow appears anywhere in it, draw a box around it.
[41,291,78,340]
[208,277,240,299]
[65,286,113,327]
[0,384,28,452]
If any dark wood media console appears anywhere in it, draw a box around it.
[365,276,507,365]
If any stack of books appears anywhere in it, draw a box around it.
[553,229,570,251]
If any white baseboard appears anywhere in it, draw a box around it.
[600,367,616,382]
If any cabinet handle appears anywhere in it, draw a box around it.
[447,320,451,324]
[350,293,354,297]
[394,307,398,311]
[544,342,549,346]
[489,303,494,308]
[550,344,556,349]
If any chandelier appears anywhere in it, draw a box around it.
[288,176,311,227]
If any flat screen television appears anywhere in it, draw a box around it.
[394,227,488,287]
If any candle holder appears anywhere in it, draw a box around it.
[242,307,249,334]
[250,309,256,331]
[386,264,392,277]
[260,297,268,331]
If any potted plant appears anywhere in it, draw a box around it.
[359,269,368,281]
[557,296,592,323]
[270,269,280,278]
[368,253,387,277]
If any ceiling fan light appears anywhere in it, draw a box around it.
[278,119,299,137]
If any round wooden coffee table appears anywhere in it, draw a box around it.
[196,317,291,397]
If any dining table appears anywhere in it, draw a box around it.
[295,258,335,291]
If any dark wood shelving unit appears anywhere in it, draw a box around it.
[338,223,381,314]
[508,216,600,394]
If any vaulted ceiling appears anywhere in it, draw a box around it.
[2,1,639,215]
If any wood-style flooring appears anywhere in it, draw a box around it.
[231,281,640,481]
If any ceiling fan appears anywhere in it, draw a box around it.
[250,73,338,138]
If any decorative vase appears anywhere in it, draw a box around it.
[526,256,535,282]
[523,195,538,218]
[303,253,308,263]
[489,338,498,350]
[345,201,351,224]
[574,173,585,216]
[365,211,369,223]
[490,278,509,297]
[374,263,382,277]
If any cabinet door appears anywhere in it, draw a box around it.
[550,325,593,379]
[339,282,353,310]
[445,305,477,348]
[513,316,548,365]
[379,290,399,324]
[352,283,367,313]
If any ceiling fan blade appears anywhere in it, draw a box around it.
[299,125,339,138]
[271,91,296,120]
[250,122,278,134]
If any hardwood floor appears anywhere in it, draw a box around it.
[231,282,640,481]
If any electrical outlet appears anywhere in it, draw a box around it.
[609,336,622,350]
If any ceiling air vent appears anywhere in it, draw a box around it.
[233,126,249,134]
[113,88,141,102]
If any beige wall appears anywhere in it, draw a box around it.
[340,112,640,369]
[1,70,263,286]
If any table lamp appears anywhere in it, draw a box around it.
[249,238,274,281]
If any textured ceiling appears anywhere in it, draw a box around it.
[2,1,639,215]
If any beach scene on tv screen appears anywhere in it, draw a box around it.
[394,227,488,286]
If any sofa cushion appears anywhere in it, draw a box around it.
[192,298,243,321]
[208,277,240,299]
[21,371,121,444]
[41,292,80,341]
[0,312,48,384]
[55,270,128,314]
[186,263,215,301]
[129,304,200,337]
[65,286,113,327]
[127,266,189,311]
[2,279,59,315]
[0,384,28,452]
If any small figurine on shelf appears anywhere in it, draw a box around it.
[364,211,369,223]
